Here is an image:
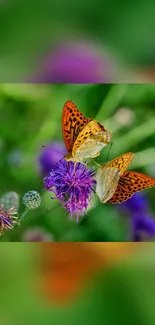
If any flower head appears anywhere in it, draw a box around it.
[22,191,41,209]
[131,213,155,242]
[119,193,155,242]
[120,192,149,215]
[0,205,17,234]
[39,142,66,176]
[43,159,96,222]
[31,40,115,83]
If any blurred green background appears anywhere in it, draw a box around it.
[0,83,155,242]
[1,1,155,81]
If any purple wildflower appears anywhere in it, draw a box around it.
[120,192,149,215]
[43,159,96,222]
[119,193,155,242]
[0,205,17,234]
[31,40,115,83]
[131,213,155,242]
[39,142,66,176]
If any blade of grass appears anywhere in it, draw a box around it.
[130,148,155,169]
[110,116,155,157]
[95,84,129,121]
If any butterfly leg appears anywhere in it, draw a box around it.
[90,158,101,168]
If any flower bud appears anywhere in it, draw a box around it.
[22,191,41,209]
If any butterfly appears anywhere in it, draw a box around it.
[62,100,112,162]
[96,152,155,204]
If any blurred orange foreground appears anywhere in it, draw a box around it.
[41,243,139,304]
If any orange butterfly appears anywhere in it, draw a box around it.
[62,100,112,162]
[96,152,155,204]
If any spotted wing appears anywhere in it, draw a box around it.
[107,170,155,204]
[72,120,111,160]
[104,152,134,176]
[62,100,90,152]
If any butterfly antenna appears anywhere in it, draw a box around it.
[87,151,101,168]
[42,145,66,156]
[105,142,113,164]
[90,157,101,168]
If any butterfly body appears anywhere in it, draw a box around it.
[62,101,112,162]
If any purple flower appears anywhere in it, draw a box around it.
[43,159,96,222]
[119,193,155,241]
[39,142,66,176]
[0,205,17,234]
[31,40,115,83]
[131,213,155,242]
[120,193,149,215]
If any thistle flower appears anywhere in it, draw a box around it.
[0,205,17,234]
[22,191,41,209]
[43,159,96,222]
[39,142,66,176]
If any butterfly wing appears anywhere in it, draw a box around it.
[96,167,121,203]
[96,153,134,203]
[72,120,112,160]
[107,170,155,204]
[104,152,134,176]
[62,100,90,152]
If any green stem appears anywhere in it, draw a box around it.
[17,208,29,225]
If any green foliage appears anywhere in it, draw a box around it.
[0,1,155,80]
